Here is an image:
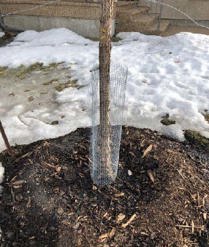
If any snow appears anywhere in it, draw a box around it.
[0,28,209,155]
[12,28,93,46]
[0,163,4,183]
[0,162,4,192]
[0,32,4,38]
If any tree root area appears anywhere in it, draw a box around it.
[0,127,209,247]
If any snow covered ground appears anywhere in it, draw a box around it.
[0,28,209,161]
[0,32,4,38]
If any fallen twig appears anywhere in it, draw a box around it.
[0,120,15,156]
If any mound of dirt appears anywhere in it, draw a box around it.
[0,127,209,247]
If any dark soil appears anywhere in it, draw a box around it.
[0,32,16,47]
[0,127,209,247]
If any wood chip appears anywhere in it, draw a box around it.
[197,192,200,207]
[102,212,111,221]
[103,212,109,219]
[98,235,109,243]
[11,180,25,185]
[10,180,25,188]
[147,170,155,183]
[122,214,137,228]
[116,213,126,223]
[98,228,116,242]
[129,151,135,157]
[128,170,133,176]
[176,224,204,231]
[26,198,31,208]
[202,194,208,207]
[203,212,207,221]
[92,185,97,191]
[99,233,108,242]
[57,207,64,215]
[114,192,124,198]
[43,162,57,170]
[191,220,195,234]
[55,166,61,173]
[142,144,153,158]
[109,228,116,238]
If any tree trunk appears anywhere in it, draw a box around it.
[99,0,115,181]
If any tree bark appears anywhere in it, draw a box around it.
[99,0,115,181]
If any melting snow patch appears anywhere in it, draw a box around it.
[0,28,208,151]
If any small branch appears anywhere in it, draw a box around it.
[0,120,15,156]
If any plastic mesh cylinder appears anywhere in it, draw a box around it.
[90,64,128,186]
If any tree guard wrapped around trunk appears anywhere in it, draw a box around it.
[89,0,127,186]
[90,64,128,186]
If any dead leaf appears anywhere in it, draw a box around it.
[122,214,137,228]
[142,144,153,158]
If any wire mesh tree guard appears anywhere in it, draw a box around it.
[90,64,128,186]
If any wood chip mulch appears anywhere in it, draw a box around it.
[0,127,209,247]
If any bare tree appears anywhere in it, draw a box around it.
[99,0,115,181]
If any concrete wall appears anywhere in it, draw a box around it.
[140,0,209,21]
[0,1,116,38]
[4,15,115,38]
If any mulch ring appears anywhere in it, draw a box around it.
[0,127,209,247]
